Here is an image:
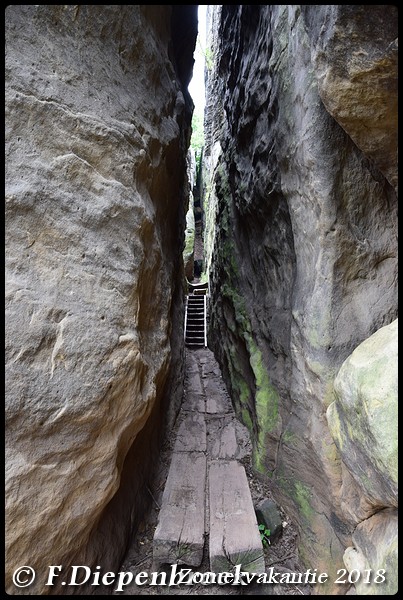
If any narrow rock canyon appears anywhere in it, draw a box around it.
[5,4,397,596]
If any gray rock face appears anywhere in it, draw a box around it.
[183,150,196,280]
[5,5,196,595]
[303,5,398,192]
[255,499,283,543]
[204,5,397,592]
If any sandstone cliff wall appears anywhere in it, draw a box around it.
[5,5,197,594]
[204,5,397,593]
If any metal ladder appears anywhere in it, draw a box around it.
[184,283,208,348]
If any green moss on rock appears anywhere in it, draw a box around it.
[275,467,314,525]
[241,408,253,431]
[328,319,398,506]
[294,481,314,522]
[282,428,296,445]
[210,162,282,476]
[246,336,280,473]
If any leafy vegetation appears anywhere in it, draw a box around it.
[197,38,213,71]
[190,109,204,169]
[258,524,271,547]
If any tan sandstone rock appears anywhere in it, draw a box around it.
[5,5,196,594]
[344,509,398,595]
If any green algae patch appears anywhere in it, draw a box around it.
[210,161,282,476]
[244,335,281,474]
[222,275,281,475]
[241,408,253,431]
[294,481,314,522]
[282,428,296,446]
[276,467,315,530]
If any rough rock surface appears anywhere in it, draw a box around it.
[328,321,398,595]
[255,498,283,543]
[203,5,397,593]
[5,5,197,595]
[344,509,398,595]
[303,5,398,192]
[328,320,398,511]
[183,150,196,280]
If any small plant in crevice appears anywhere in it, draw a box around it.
[190,110,204,170]
[258,524,271,547]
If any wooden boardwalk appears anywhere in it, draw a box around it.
[153,348,265,574]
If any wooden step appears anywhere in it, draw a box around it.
[209,460,265,573]
[187,281,208,294]
[186,338,205,345]
[153,451,206,568]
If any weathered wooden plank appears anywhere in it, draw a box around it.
[209,460,265,573]
[174,413,207,452]
[208,417,238,459]
[181,391,206,413]
[153,451,206,568]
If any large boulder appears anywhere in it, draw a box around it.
[327,320,398,510]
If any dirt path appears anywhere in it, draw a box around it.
[114,348,312,595]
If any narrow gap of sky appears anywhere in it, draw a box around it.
[188,5,207,114]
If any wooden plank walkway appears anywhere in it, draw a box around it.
[152,451,206,567]
[153,347,264,574]
[209,460,265,573]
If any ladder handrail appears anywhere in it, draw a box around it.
[184,295,188,341]
[204,295,207,347]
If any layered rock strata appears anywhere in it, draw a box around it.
[5,5,197,594]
